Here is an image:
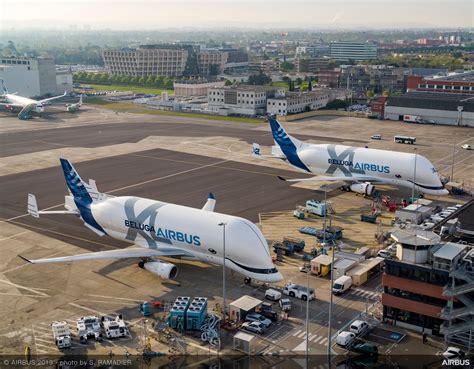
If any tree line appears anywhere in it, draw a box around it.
[74,72,180,89]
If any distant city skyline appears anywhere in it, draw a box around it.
[1,0,472,31]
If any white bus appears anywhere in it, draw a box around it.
[394,135,416,145]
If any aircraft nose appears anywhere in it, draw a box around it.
[266,271,284,283]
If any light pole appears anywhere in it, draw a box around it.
[451,137,456,182]
[218,222,227,322]
[412,148,418,201]
[324,186,334,356]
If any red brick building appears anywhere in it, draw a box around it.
[407,71,474,94]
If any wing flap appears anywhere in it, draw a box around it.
[20,247,191,264]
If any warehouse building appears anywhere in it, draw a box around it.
[407,71,474,95]
[0,57,58,98]
[384,92,474,127]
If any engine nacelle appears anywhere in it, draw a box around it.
[143,261,178,280]
[350,182,375,196]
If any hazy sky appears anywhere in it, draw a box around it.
[1,0,472,30]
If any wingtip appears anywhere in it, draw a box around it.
[277,176,287,182]
[18,255,32,264]
[208,192,215,200]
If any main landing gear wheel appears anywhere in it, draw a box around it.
[244,277,251,285]
[138,261,145,268]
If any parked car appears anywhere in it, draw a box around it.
[259,302,278,322]
[377,250,391,258]
[461,144,471,150]
[350,320,369,336]
[352,342,378,355]
[245,313,272,328]
[336,331,356,348]
[443,346,465,358]
[299,264,310,273]
[241,321,266,334]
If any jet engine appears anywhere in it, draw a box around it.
[140,260,178,280]
[349,182,375,196]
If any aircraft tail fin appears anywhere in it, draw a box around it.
[267,117,310,172]
[60,158,93,204]
[59,158,106,235]
[0,79,7,94]
[27,194,39,218]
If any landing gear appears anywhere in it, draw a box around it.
[244,277,251,285]
[138,261,145,268]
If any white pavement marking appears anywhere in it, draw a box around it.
[292,329,302,337]
[0,230,30,242]
[0,279,49,297]
[319,337,329,346]
[68,302,108,316]
[292,340,308,351]
[86,294,144,302]
[296,331,307,339]
[313,335,324,344]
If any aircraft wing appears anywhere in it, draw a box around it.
[19,246,192,265]
[0,102,23,109]
[278,175,386,183]
[39,91,67,104]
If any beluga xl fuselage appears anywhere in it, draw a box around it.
[252,117,448,196]
[22,159,283,283]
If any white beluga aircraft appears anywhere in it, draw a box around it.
[22,159,283,283]
[0,79,66,120]
[252,117,448,196]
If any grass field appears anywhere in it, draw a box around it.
[93,101,261,123]
[80,84,174,95]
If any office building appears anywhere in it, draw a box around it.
[207,85,285,116]
[294,57,332,73]
[317,70,341,88]
[295,45,329,57]
[385,92,474,127]
[407,71,474,95]
[173,79,225,97]
[103,45,189,77]
[0,57,58,98]
[382,228,473,350]
[267,91,329,116]
[329,41,378,61]
[197,50,228,75]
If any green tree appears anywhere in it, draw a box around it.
[138,76,146,85]
[295,77,303,86]
[154,76,163,87]
[224,79,232,86]
[326,99,349,110]
[382,90,391,97]
[131,76,139,85]
[146,76,155,86]
[208,64,220,76]
[280,61,294,72]
[164,78,174,89]
[247,72,272,85]
[120,76,130,84]
[366,90,375,98]
[308,78,313,91]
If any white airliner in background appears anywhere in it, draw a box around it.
[21,159,282,283]
[253,117,448,196]
[0,79,66,120]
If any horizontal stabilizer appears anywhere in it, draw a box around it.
[19,247,191,264]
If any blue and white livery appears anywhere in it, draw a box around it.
[23,159,283,283]
[0,79,66,120]
[252,118,448,196]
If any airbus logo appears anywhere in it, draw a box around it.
[124,220,201,246]
[327,159,390,174]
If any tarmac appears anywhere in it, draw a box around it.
[0,105,472,357]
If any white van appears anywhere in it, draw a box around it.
[371,134,382,140]
[350,320,369,336]
[332,276,352,295]
[336,331,356,347]
[265,289,282,301]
